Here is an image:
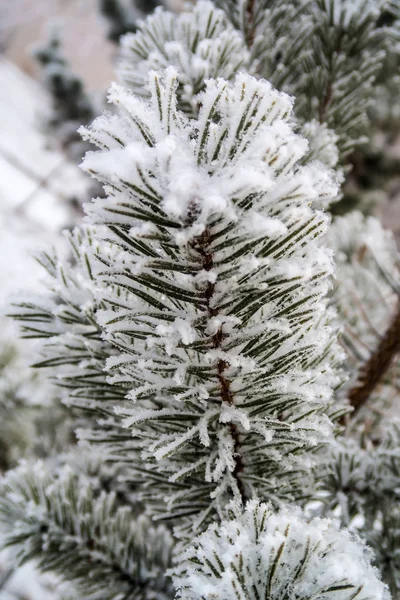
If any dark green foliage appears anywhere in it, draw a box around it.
[0,333,73,474]
[216,0,399,164]
[34,28,95,162]
[318,424,400,597]
[0,464,174,600]
[99,0,163,42]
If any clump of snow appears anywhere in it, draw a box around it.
[173,501,390,600]
[302,120,340,169]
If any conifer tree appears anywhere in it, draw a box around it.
[1,1,400,599]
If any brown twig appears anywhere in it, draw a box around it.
[318,36,343,124]
[245,0,257,48]
[343,299,400,423]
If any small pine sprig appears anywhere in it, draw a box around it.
[293,0,392,160]
[33,27,95,163]
[172,500,389,600]
[79,68,341,537]
[317,423,400,521]
[118,1,249,115]
[0,462,174,600]
[214,0,314,92]
[8,228,127,417]
[301,120,340,170]
[213,0,310,51]
[7,229,140,487]
[316,422,400,595]
[215,0,395,164]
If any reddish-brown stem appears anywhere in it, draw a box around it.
[191,227,247,504]
[246,0,257,48]
[343,300,400,424]
[318,81,333,124]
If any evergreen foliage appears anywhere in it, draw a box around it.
[78,69,341,536]
[119,1,249,115]
[291,0,390,160]
[213,0,313,92]
[327,212,400,425]
[9,228,125,417]
[100,0,164,42]
[336,0,400,215]
[212,0,399,164]
[316,423,400,597]
[7,230,138,498]
[34,28,95,163]
[316,210,400,597]
[0,335,40,472]
[2,1,400,599]
[0,462,174,600]
[0,323,71,475]
[9,69,343,541]
[116,0,400,185]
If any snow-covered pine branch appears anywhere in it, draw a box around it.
[117,0,399,175]
[214,0,313,88]
[77,68,342,538]
[213,0,396,164]
[294,0,391,160]
[2,1,400,598]
[8,229,140,486]
[117,0,344,191]
[315,214,400,592]
[316,422,400,596]
[118,1,249,115]
[0,462,174,600]
[9,228,127,417]
[318,423,400,520]
[172,500,389,600]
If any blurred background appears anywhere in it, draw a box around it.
[1,0,115,88]
[0,0,115,303]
